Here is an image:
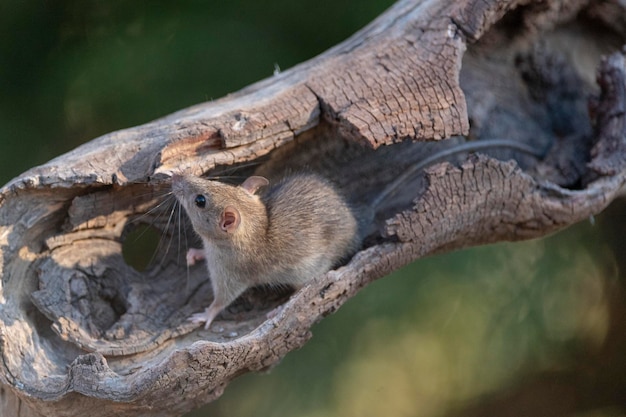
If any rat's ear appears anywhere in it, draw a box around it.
[240,176,269,195]
[220,206,241,233]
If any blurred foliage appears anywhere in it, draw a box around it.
[1,2,624,417]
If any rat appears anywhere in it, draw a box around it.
[172,138,545,330]
[171,172,360,329]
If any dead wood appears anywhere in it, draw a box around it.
[1,0,625,416]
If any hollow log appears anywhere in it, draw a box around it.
[1,0,626,415]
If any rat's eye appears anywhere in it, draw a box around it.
[194,194,207,208]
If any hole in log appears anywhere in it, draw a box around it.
[122,224,161,272]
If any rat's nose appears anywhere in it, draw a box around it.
[171,173,186,196]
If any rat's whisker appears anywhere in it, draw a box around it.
[128,194,176,226]
[157,198,179,269]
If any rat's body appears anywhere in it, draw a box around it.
[172,173,359,328]
[173,138,545,329]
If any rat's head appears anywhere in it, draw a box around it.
[171,174,269,243]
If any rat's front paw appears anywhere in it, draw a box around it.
[188,309,216,330]
[186,248,205,266]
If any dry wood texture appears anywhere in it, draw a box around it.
[1,0,626,416]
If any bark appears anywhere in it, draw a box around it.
[1,0,626,416]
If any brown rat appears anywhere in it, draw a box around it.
[172,138,545,329]
[171,172,359,329]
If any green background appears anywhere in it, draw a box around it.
[2,2,624,416]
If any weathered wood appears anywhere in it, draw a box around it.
[1,0,625,416]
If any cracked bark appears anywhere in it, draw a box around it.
[1,0,626,416]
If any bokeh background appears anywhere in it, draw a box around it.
[2,1,625,416]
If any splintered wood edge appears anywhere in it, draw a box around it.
[1,1,625,416]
